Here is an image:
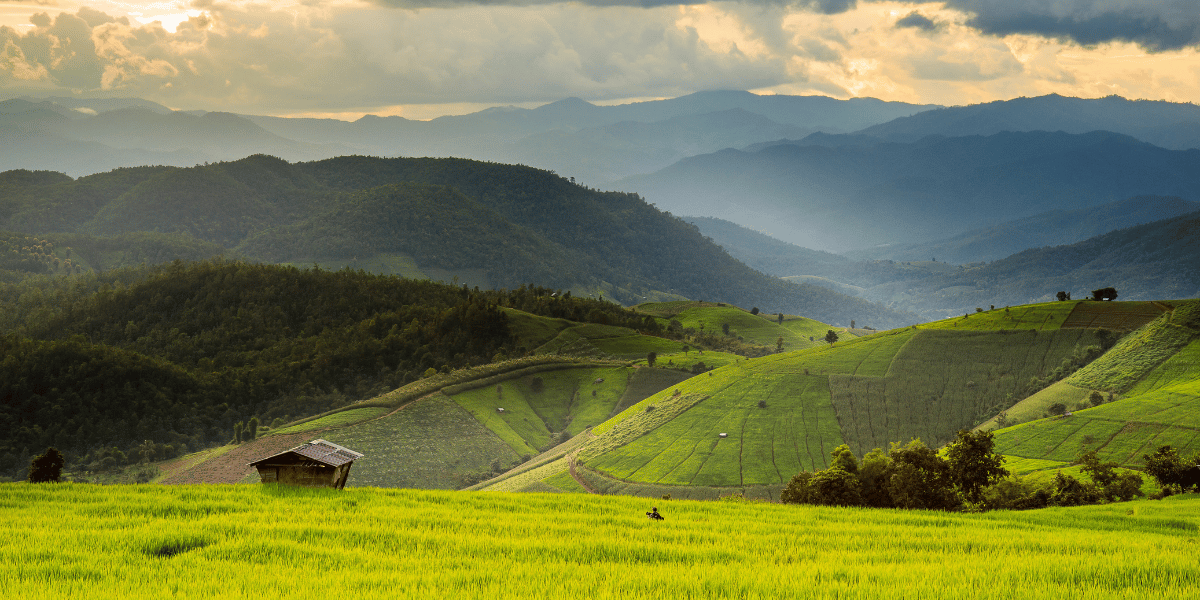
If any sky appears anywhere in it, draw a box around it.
[1,0,1198,120]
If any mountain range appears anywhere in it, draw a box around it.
[0,155,914,329]
[0,91,933,183]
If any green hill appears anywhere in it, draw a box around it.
[0,155,917,329]
[164,359,691,488]
[989,300,1200,472]
[484,300,1171,499]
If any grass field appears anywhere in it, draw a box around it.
[4,483,1199,599]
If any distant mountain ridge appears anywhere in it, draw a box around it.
[689,205,1200,320]
[0,91,934,181]
[622,130,1200,252]
[856,94,1200,150]
[843,195,1200,264]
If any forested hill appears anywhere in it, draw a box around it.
[0,155,914,328]
[0,260,655,480]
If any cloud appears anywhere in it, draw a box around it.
[944,0,1200,52]
[895,11,939,32]
[364,0,859,12]
[1,4,790,112]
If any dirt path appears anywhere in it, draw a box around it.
[568,450,599,494]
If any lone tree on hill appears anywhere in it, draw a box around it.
[1091,287,1118,301]
[646,352,657,368]
[28,447,64,483]
[825,330,839,346]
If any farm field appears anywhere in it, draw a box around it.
[992,300,1200,468]
[168,361,684,488]
[569,306,1109,496]
[3,483,1199,599]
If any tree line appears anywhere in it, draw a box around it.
[780,430,1168,511]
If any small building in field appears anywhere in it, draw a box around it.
[248,439,363,489]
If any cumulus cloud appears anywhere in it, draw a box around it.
[944,0,1200,51]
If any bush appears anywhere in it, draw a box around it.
[28,448,65,483]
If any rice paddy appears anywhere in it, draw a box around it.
[3,483,1198,599]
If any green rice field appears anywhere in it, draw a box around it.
[3,483,1199,599]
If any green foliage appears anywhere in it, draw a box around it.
[1142,446,1199,491]
[944,429,1009,504]
[28,447,64,483]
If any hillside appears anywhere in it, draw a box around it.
[842,195,1200,264]
[0,154,916,328]
[691,209,1200,321]
[163,300,841,488]
[0,260,674,480]
[162,359,693,488]
[988,300,1200,472]
[472,300,1176,499]
[621,130,1200,252]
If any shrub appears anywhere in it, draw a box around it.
[28,448,64,483]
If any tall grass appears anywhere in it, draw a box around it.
[3,484,1198,599]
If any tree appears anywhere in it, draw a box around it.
[944,429,1009,504]
[1078,450,1143,501]
[776,337,784,352]
[1143,445,1189,488]
[780,471,814,504]
[1091,287,1118,301]
[828,444,859,474]
[1088,390,1104,407]
[777,313,784,324]
[1056,291,1068,301]
[247,417,259,440]
[645,352,656,368]
[750,307,760,315]
[28,447,64,483]
[809,467,863,506]
[1048,403,1067,416]
[825,330,839,345]
[884,439,958,510]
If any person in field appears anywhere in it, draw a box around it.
[646,507,664,520]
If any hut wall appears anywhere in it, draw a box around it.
[277,465,337,487]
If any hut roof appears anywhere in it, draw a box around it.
[248,439,364,468]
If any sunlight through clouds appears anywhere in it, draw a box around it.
[0,0,1197,116]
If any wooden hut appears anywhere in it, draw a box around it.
[248,439,363,489]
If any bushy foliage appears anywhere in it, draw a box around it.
[27,447,64,483]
